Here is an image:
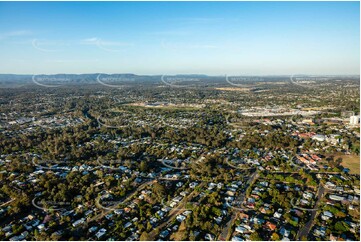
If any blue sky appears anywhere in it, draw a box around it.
[0,1,359,75]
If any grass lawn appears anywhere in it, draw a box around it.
[338,154,360,174]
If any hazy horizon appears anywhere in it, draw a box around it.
[0,73,360,77]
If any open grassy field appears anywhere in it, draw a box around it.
[214,87,251,92]
[124,102,203,110]
[338,154,360,174]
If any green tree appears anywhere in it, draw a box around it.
[139,161,148,172]
[271,232,280,241]
[140,231,150,241]
[334,221,348,233]
[250,231,262,241]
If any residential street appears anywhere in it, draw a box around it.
[296,184,326,240]
[218,171,259,241]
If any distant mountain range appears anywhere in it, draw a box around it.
[0,73,358,85]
